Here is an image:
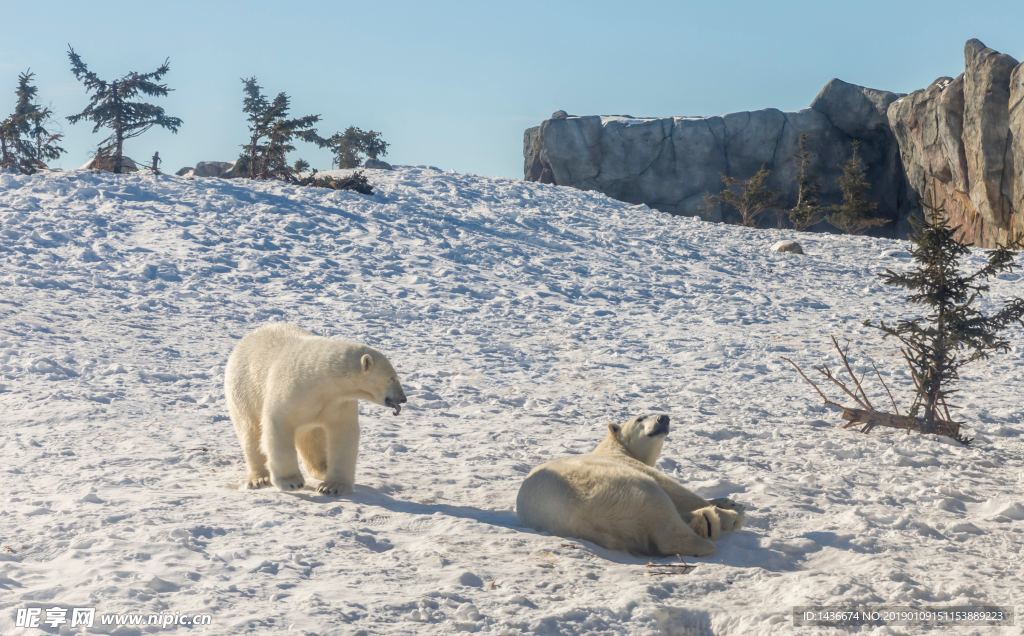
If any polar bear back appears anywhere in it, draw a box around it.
[516,455,677,553]
[224,323,375,425]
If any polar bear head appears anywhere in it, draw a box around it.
[354,347,407,415]
[608,413,670,466]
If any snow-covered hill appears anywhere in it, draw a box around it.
[1,167,1022,634]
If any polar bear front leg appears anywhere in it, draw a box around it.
[317,401,359,496]
[263,416,305,491]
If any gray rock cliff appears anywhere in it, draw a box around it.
[525,80,911,232]
[525,39,1024,245]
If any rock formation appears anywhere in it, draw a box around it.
[888,39,1024,246]
[525,39,1024,246]
[524,80,911,232]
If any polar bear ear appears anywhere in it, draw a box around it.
[607,422,621,435]
[360,353,374,373]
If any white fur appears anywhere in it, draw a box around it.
[516,414,745,556]
[224,323,406,494]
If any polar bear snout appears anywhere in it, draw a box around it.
[384,389,407,415]
[647,414,670,437]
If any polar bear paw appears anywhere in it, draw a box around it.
[689,506,722,540]
[716,507,745,532]
[316,481,353,496]
[246,475,270,489]
[272,474,305,491]
[709,498,746,531]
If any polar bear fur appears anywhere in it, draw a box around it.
[224,323,407,495]
[516,414,744,556]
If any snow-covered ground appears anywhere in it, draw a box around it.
[1,167,1022,634]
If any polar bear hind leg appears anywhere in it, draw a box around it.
[648,507,716,557]
[296,428,328,481]
[229,403,270,489]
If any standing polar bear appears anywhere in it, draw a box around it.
[516,414,744,556]
[224,323,407,494]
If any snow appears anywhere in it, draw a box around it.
[1,167,1022,634]
[598,116,658,126]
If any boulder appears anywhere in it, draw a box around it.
[175,166,194,177]
[80,153,139,173]
[363,158,393,170]
[192,161,235,178]
[771,240,804,254]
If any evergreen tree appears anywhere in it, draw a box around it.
[707,166,776,227]
[868,200,1024,440]
[827,141,888,234]
[66,47,182,174]
[785,197,1024,445]
[362,129,389,161]
[0,70,65,174]
[788,133,824,231]
[328,126,389,168]
[239,77,324,181]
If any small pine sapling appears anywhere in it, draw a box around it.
[786,196,1024,445]
[788,134,825,231]
[0,71,65,174]
[706,166,777,227]
[827,141,889,234]
[238,77,324,181]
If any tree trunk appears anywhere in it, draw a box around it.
[112,82,123,175]
[114,130,124,175]
[248,133,259,179]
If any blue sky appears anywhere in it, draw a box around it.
[1,1,1022,177]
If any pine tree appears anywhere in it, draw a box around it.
[328,127,363,169]
[786,197,1024,445]
[869,200,1024,439]
[327,126,389,168]
[362,129,389,161]
[827,141,888,234]
[707,166,776,227]
[788,133,824,231]
[0,71,65,174]
[239,77,324,181]
[66,47,182,174]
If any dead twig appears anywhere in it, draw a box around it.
[871,360,899,416]
[645,560,697,576]
[784,342,971,445]
[833,336,874,410]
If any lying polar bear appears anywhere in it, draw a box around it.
[516,414,744,556]
[224,323,407,495]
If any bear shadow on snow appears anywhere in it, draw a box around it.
[306,486,797,572]
[346,486,521,529]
